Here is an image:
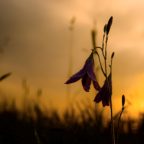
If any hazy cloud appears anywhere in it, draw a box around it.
[0,0,144,112]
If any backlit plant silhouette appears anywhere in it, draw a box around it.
[65,16,120,144]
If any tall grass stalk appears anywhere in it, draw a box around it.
[66,17,76,100]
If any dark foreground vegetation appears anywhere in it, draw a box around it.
[0,100,144,144]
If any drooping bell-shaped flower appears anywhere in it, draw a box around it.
[94,73,112,106]
[65,53,100,92]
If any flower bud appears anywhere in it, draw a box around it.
[106,16,113,35]
[122,95,125,108]
[111,52,115,59]
[103,24,107,33]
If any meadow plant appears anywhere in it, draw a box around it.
[65,16,122,144]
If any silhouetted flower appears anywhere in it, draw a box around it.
[94,73,112,106]
[65,53,100,92]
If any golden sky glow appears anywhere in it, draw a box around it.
[0,0,144,118]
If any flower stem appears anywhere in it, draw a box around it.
[95,51,106,77]
[105,34,115,144]
[110,52,116,144]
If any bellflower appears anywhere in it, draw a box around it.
[65,52,100,92]
[94,73,112,106]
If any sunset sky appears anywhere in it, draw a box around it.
[0,0,144,117]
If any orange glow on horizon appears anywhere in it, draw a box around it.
[1,75,144,120]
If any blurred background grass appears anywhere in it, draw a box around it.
[0,91,144,144]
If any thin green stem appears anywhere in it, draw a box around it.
[91,30,106,77]
[102,33,105,50]
[105,34,115,144]
[110,54,115,144]
[104,36,108,75]
[102,33,106,59]
[95,51,106,77]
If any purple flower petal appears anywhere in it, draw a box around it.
[86,54,100,90]
[94,73,112,107]
[102,97,109,106]
[65,52,98,92]
[87,64,97,82]
[81,74,91,92]
[94,87,110,106]
[65,54,93,84]
[93,81,101,91]
[94,93,101,103]
[86,53,98,82]
[65,68,86,84]
[83,53,94,70]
